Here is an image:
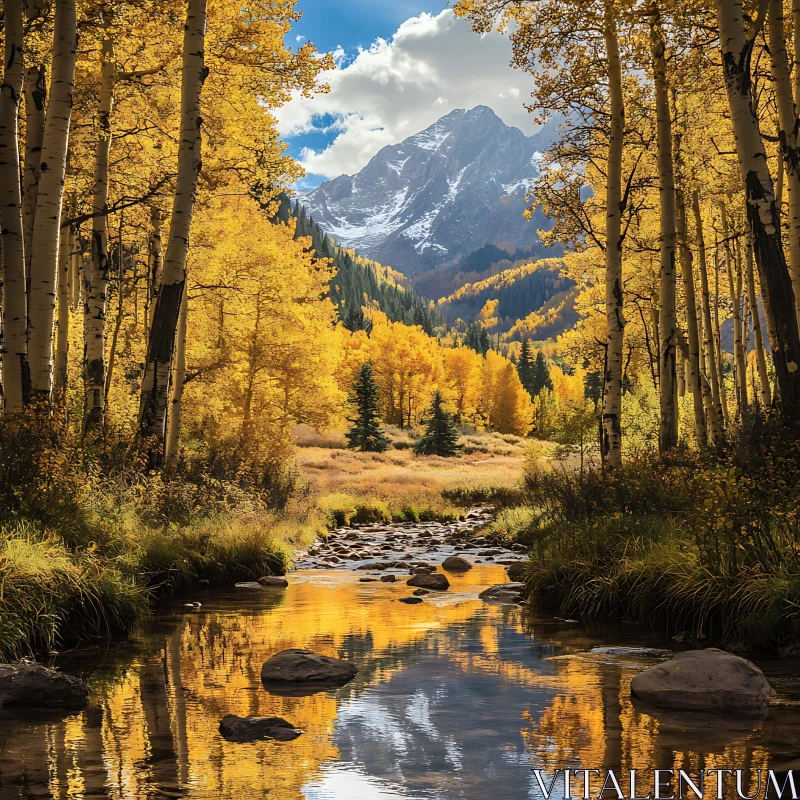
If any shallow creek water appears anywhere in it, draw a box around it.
[1,514,799,800]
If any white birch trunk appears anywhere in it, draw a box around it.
[718,0,800,412]
[676,188,707,441]
[601,2,625,468]
[53,227,72,406]
[84,39,116,433]
[27,0,77,402]
[139,0,207,462]
[746,236,772,409]
[69,231,82,309]
[0,0,30,411]
[165,287,188,466]
[22,65,46,275]
[652,11,679,452]
[693,190,724,439]
[768,0,800,329]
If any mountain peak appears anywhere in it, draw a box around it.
[300,107,554,276]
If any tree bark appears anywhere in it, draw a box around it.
[768,0,800,328]
[727,229,749,417]
[53,226,73,407]
[746,235,772,409]
[718,0,800,414]
[22,64,46,277]
[139,0,207,462]
[693,190,724,439]
[0,0,30,411]
[145,207,164,342]
[601,2,625,468]
[69,231,82,309]
[84,39,116,433]
[713,242,730,424]
[165,287,188,466]
[27,0,77,403]
[652,9,679,453]
[676,187,707,441]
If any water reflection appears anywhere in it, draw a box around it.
[0,566,797,799]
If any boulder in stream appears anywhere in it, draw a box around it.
[505,562,526,581]
[261,649,357,692]
[258,576,289,588]
[380,575,397,582]
[0,663,89,712]
[630,648,773,713]
[399,596,424,604]
[441,555,472,572]
[407,573,450,591]
[219,714,302,743]
[479,582,526,603]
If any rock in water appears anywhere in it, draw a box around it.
[219,714,302,743]
[399,596,424,604]
[0,663,89,711]
[478,582,526,603]
[441,555,472,572]
[261,649,357,686]
[505,562,526,581]
[407,573,450,591]
[258,576,289,588]
[380,575,397,583]
[630,649,773,712]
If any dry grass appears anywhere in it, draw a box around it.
[296,430,527,521]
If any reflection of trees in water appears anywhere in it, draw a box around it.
[0,577,786,800]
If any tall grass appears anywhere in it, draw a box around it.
[0,416,324,661]
[518,419,800,653]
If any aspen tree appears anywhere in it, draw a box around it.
[676,186,707,441]
[651,7,679,452]
[145,207,164,340]
[28,0,77,403]
[53,228,73,407]
[768,0,800,329]
[601,0,626,467]
[139,0,208,460]
[717,0,800,412]
[84,38,116,433]
[746,235,772,409]
[693,190,725,438]
[165,288,189,466]
[0,0,30,411]
[22,65,46,275]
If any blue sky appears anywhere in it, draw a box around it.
[284,1,448,185]
[291,0,448,55]
[277,1,536,189]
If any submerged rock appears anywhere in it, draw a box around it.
[234,581,263,589]
[630,648,773,712]
[407,573,450,591]
[441,555,472,572]
[219,714,302,743]
[261,649,357,687]
[478,582,526,603]
[399,596,424,604]
[258,576,289,588]
[0,663,89,712]
[412,588,431,596]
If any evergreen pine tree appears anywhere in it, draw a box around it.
[413,392,462,457]
[346,363,389,452]
[531,350,553,396]
[517,339,536,397]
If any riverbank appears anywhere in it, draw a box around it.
[495,418,800,655]
[0,420,526,661]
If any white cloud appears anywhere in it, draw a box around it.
[275,10,539,179]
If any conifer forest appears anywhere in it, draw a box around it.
[0,0,800,798]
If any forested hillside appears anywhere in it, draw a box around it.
[272,195,440,333]
[437,259,577,339]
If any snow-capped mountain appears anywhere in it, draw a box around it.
[300,106,555,276]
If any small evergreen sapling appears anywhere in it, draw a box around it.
[413,392,462,457]
[346,363,389,452]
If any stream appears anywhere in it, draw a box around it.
[1,511,799,800]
